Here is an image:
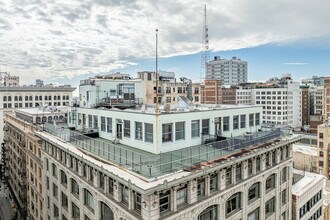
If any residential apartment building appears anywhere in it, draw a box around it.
[138,71,200,105]
[236,88,252,105]
[3,107,68,220]
[0,85,75,144]
[38,99,298,220]
[292,170,324,220]
[301,85,310,128]
[206,56,247,85]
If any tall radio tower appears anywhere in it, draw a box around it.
[200,4,209,83]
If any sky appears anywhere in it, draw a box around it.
[0,0,329,87]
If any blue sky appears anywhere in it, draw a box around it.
[0,0,329,86]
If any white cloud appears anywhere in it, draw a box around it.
[0,0,329,82]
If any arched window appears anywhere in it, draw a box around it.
[248,182,260,204]
[54,95,57,100]
[266,174,276,192]
[8,96,11,101]
[59,115,64,120]
[198,205,217,220]
[71,179,79,198]
[66,95,69,100]
[42,116,47,123]
[48,116,53,122]
[39,95,42,100]
[45,96,48,100]
[14,96,18,101]
[29,96,32,101]
[19,96,22,101]
[57,95,60,100]
[25,96,28,101]
[48,95,51,100]
[226,192,242,217]
[100,202,114,220]
[54,116,59,120]
[35,96,38,101]
[84,189,95,211]
[3,96,7,102]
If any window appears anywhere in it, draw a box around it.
[266,174,276,192]
[265,197,275,217]
[122,186,129,204]
[53,183,58,198]
[60,170,67,186]
[223,116,230,131]
[162,123,173,142]
[159,191,171,213]
[71,179,79,198]
[52,163,57,178]
[93,116,98,128]
[72,202,80,219]
[145,123,153,143]
[248,159,253,175]
[281,189,287,205]
[147,73,152,80]
[175,122,185,141]
[210,173,218,192]
[84,189,94,212]
[233,115,239,130]
[53,204,59,218]
[281,167,287,183]
[226,193,241,217]
[226,167,232,186]
[191,120,200,138]
[124,120,130,138]
[135,122,143,140]
[100,202,114,220]
[198,205,217,220]
[319,133,323,139]
[106,117,112,133]
[248,208,259,220]
[248,183,260,203]
[101,117,106,132]
[108,177,114,195]
[197,178,205,197]
[61,192,68,209]
[249,114,254,126]
[236,164,242,182]
[202,119,209,135]
[240,115,246,128]
[88,115,92,128]
[134,192,142,212]
[176,187,187,206]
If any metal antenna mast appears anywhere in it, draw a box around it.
[200,4,209,83]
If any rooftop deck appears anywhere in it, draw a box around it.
[43,123,291,177]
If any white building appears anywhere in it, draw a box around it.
[236,88,252,105]
[38,113,299,220]
[206,56,247,86]
[0,86,75,143]
[292,169,324,220]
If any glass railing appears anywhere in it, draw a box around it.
[43,123,289,177]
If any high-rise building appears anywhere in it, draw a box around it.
[206,56,247,86]
[200,80,236,105]
[4,75,19,87]
[301,85,310,128]
[2,107,68,220]
[36,79,44,87]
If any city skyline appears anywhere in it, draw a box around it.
[0,0,329,86]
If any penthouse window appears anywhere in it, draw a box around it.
[226,192,242,217]
[106,117,112,133]
[162,123,173,142]
[223,116,230,131]
[135,122,143,141]
[84,189,95,212]
[255,113,260,125]
[124,120,131,138]
[159,191,171,213]
[145,123,153,143]
[249,114,254,126]
[93,115,98,129]
[233,115,239,130]
[175,122,185,140]
[202,119,210,135]
[88,115,92,128]
[240,115,246,128]
[101,117,106,132]
[191,120,200,138]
